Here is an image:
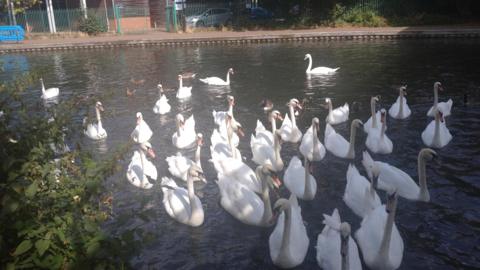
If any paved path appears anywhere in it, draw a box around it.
[2,26,480,53]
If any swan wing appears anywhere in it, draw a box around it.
[200,77,227,85]
[162,185,191,223]
[344,164,381,218]
[290,198,309,265]
[421,120,436,147]
[143,159,158,180]
[284,156,306,198]
[325,124,349,158]
[309,66,339,75]
[378,162,420,200]
[166,155,191,180]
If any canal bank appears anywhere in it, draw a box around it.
[2,26,480,53]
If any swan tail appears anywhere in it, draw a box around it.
[322,208,341,230]
[199,78,208,83]
[334,67,340,72]
[255,120,266,133]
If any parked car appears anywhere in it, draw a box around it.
[186,8,233,28]
[247,7,274,20]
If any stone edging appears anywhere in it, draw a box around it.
[1,30,480,54]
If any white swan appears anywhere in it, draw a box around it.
[421,109,452,148]
[85,101,107,140]
[166,133,206,182]
[343,164,381,219]
[284,156,317,201]
[172,113,197,149]
[300,117,326,161]
[216,164,279,226]
[388,86,411,119]
[304,54,339,75]
[427,82,453,117]
[153,84,171,115]
[364,96,383,134]
[251,130,284,172]
[279,98,303,143]
[355,192,404,270]
[126,142,157,189]
[211,113,243,160]
[254,110,283,147]
[200,68,234,86]
[161,164,205,227]
[366,109,393,154]
[212,95,235,127]
[130,112,153,144]
[214,96,243,147]
[269,194,309,268]
[325,98,349,125]
[362,149,436,202]
[176,75,192,99]
[316,209,362,270]
[211,157,263,193]
[325,119,363,159]
[40,78,59,99]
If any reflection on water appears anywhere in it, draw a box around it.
[1,39,480,269]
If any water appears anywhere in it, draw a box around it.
[2,39,480,269]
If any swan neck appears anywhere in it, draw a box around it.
[379,200,397,262]
[260,173,273,225]
[433,86,438,107]
[398,93,404,117]
[271,118,277,133]
[371,100,377,128]
[176,121,182,137]
[380,118,386,139]
[274,135,282,169]
[41,80,46,93]
[304,157,314,199]
[179,77,183,89]
[347,123,357,158]
[227,122,236,159]
[433,116,441,146]
[226,71,230,84]
[279,205,293,260]
[186,171,197,221]
[195,144,202,167]
[289,105,296,126]
[418,155,429,201]
[306,56,312,72]
[312,123,319,155]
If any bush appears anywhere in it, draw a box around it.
[333,4,387,27]
[79,16,107,35]
[0,74,131,269]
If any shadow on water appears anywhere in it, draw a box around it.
[1,38,480,269]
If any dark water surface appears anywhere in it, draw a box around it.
[2,39,480,269]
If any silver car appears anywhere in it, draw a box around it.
[186,8,233,28]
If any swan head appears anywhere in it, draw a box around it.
[176,113,185,125]
[227,95,235,106]
[399,85,407,96]
[269,110,283,122]
[312,117,320,128]
[304,53,311,60]
[273,198,290,213]
[136,112,143,124]
[435,109,444,123]
[177,74,183,80]
[187,164,204,181]
[434,81,443,91]
[288,98,302,110]
[419,148,437,161]
[95,101,104,111]
[228,68,234,74]
[386,191,398,214]
[371,95,380,104]
[140,142,156,159]
[260,98,273,111]
[380,108,387,123]
[259,164,282,189]
[351,119,363,129]
[196,133,204,146]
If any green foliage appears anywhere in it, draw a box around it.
[332,4,387,27]
[0,74,131,269]
[79,16,107,36]
[0,0,41,13]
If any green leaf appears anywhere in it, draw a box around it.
[13,239,33,256]
[6,263,15,270]
[25,181,38,198]
[86,240,100,257]
[35,239,50,257]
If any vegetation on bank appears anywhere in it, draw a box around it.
[0,74,132,269]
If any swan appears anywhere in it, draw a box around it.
[85,101,107,140]
[343,164,381,219]
[161,164,205,227]
[130,112,153,144]
[304,54,339,75]
[254,110,283,147]
[324,98,349,125]
[166,133,206,183]
[279,98,303,143]
[40,78,59,99]
[200,68,234,86]
[176,75,192,99]
[211,157,262,193]
[364,96,383,134]
[316,209,362,270]
[284,156,317,200]
[269,194,309,268]
[172,113,197,149]
[299,117,326,161]
[388,86,411,119]
[362,149,436,202]
[366,109,393,154]
[216,164,280,226]
[213,95,235,127]
[260,98,274,111]
[427,82,453,117]
[421,109,452,148]
[355,192,404,270]
[211,113,243,160]
[153,84,171,115]
[126,142,157,189]
[325,119,363,159]
[251,130,284,172]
